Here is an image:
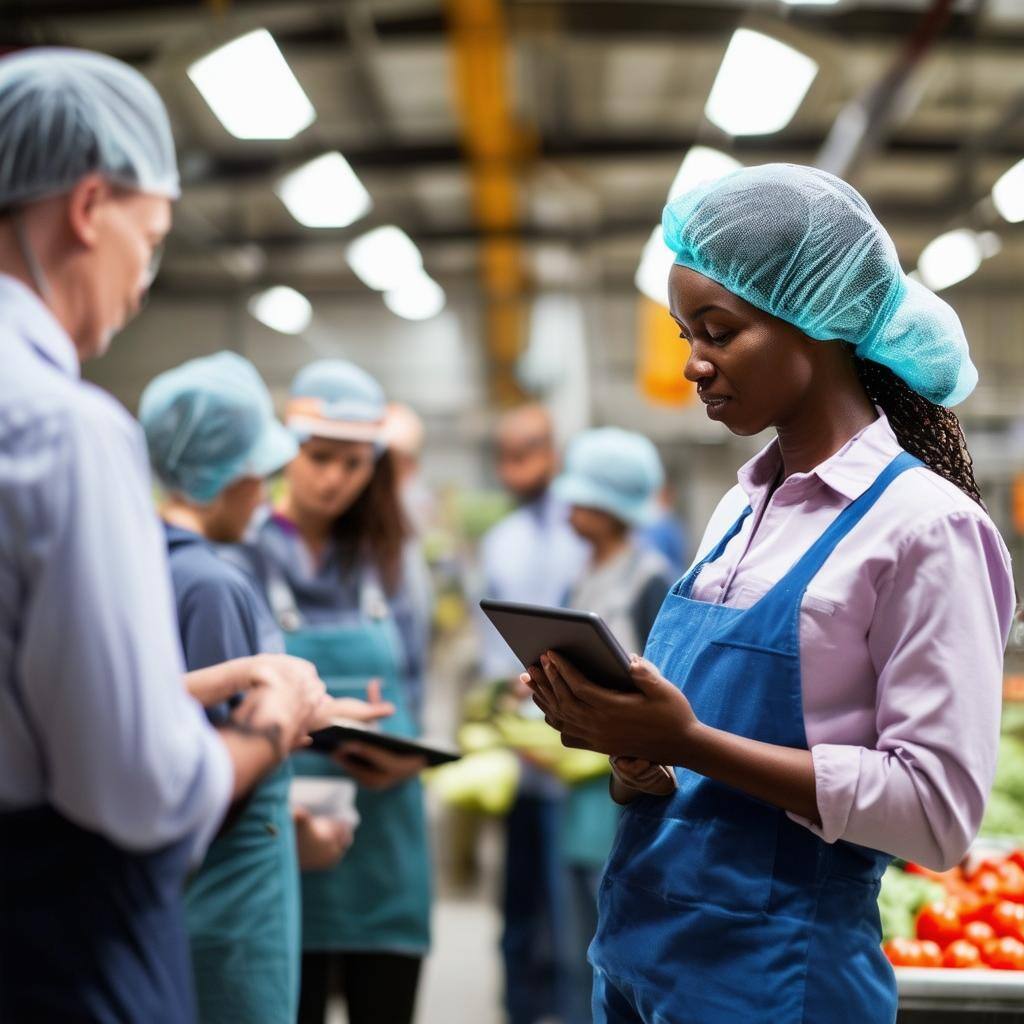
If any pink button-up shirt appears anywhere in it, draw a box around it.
[689,413,1015,870]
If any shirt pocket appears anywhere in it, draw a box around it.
[731,573,838,617]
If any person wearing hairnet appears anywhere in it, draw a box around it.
[140,352,395,1024]
[526,164,1015,1023]
[551,427,674,1024]
[0,49,326,1022]
[248,359,432,1024]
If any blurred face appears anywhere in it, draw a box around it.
[569,505,626,545]
[496,434,557,502]
[204,477,265,543]
[70,182,171,359]
[286,437,376,522]
[669,265,826,437]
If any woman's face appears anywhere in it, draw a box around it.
[669,265,830,437]
[286,436,376,521]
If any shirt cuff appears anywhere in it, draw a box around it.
[188,724,233,865]
[785,743,861,844]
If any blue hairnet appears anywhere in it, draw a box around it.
[140,352,297,504]
[662,164,977,407]
[286,359,388,445]
[553,427,665,526]
[0,48,180,208]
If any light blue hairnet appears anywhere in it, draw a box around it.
[287,359,388,445]
[662,164,977,407]
[0,48,180,208]
[140,351,297,504]
[553,427,665,526]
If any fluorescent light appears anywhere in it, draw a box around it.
[248,286,312,334]
[705,29,818,136]
[667,146,742,202]
[347,226,423,291]
[992,158,1024,223]
[187,29,315,141]
[635,226,676,307]
[276,153,372,229]
[384,273,446,320]
[917,230,983,292]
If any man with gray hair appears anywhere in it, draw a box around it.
[0,48,325,1022]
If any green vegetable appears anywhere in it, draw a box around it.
[980,789,1024,838]
[877,867,944,942]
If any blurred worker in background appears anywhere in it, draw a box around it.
[552,427,675,1024]
[476,403,588,1024]
[638,482,689,578]
[249,359,432,1024]
[0,48,323,1022]
[141,351,394,1024]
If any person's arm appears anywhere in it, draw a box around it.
[16,401,232,855]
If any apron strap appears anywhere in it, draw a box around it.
[677,505,753,597]
[265,563,304,632]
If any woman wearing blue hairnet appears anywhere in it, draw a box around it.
[527,165,1015,1023]
[140,352,393,1024]
[249,359,432,1024]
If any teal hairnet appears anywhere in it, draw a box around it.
[0,48,180,208]
[553,427,665,526]
[662,164,977,407]
[286,359,388,447]
[140,352,297,504]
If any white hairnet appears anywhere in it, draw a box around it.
[0,47,180,208]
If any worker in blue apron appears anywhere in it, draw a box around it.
[141,352,390,1024]
[0,51,323,1023]
[252,359,432,1024]
[524,165,1014,1022]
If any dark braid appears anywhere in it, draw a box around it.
[854,357,984,507]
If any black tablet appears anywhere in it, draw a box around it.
[308,721,462,768]
[480,599,636,692]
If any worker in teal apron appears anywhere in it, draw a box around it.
[255,358,432,1024]
[141,352,387,1024]
[525,165,1014,1022]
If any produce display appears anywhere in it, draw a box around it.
[880,850,1024,971]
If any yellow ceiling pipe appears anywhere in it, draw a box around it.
[445,0,532,406]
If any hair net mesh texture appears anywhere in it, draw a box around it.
[0,48,180,208]
[140,352,290,504]
[662,164,976,407]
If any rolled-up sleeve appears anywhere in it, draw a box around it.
[794,511,1014,869]
[16,396,231,859]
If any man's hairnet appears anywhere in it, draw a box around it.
[553,427,664,526]
[140,352,297,504]
[0,47,180,209]
[662,163,977,407]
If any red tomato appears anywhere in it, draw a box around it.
[960,896,998,926]
[982,937,1024,971]
[943,940,984,969]
[883,937,925,968]
[916,902,962,948]
[964,920,997,947]
[996,861,1024,903]
[1008,850,1024,873]
[972,870,1004,903]
[917,940,943,968]
[988,901,1024,941]
[970,858,1006,881]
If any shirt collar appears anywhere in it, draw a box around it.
[0,272,80,379]
[737,411,903,506]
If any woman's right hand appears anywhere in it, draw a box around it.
[293,805,354,871]
[610,756,678,797]
[305,679,396,733]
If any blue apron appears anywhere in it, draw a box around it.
[184,762,299,1024]
[0,804,197,1023]
[270,571,431,955]
[590,452,920,1024]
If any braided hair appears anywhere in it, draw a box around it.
[854,357,984,507]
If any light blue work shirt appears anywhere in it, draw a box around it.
[0,274,231,859]
[476,488,589,679]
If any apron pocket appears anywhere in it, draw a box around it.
[609,793,780,917]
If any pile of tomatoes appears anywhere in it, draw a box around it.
[882,849,1024,971]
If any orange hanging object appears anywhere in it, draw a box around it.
[636,296,696,406]
[1012,473,1024,536]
